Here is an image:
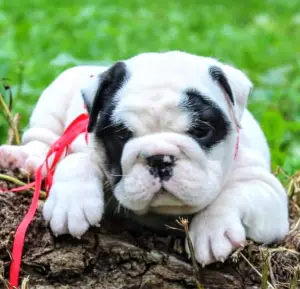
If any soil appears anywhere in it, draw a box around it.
[0,168,300,289]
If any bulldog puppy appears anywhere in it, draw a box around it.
[0,51,289,265]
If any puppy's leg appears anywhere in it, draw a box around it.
[0,141,52,175]
[0,104,62,174]
[43,152,104,237]
[0,66,97,174]
[187,147,289,265]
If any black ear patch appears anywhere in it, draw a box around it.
[88,61,128,132]
[209,66,234,105]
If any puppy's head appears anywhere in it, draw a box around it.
[82,51,252,215]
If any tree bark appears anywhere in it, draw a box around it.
[1,171,299,289]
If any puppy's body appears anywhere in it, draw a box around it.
[0,51,289,265]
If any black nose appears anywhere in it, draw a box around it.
[146,154,175,181]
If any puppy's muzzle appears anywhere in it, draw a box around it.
[146,154,175,181]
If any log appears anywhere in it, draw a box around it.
[1,170,299,289]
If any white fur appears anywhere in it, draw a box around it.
[109,52,250,213]
[42,152,104,237]
[0,51,289,265]
[186,110,288,264]
[0,66,107,237]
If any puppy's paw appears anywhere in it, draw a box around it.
[187,209,246,266]
[0,144,44,175]
[0,145,27,169]
[42,179,104,238]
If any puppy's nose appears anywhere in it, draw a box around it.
[146,154,175,181]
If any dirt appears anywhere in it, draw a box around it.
[0,168,300,289]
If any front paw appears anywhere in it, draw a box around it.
[0,144,43,175]
[42,179,104,238]
[187,209,246,266]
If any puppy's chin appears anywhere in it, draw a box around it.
[122,189,203,216]
[148,190,201,215]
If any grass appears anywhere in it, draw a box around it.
[0,0,300,173]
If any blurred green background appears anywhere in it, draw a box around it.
[0,0,299,173]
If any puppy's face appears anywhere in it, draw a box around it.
[82,51,252,215]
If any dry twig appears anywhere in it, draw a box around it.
[0,91,21,145]
[289,265,299,289]
[0,173,47,199]
[21,276,30,289]
[239,252,276,289]
[166,217,205,289]
[6,113,21,145]
[287,172,300,206]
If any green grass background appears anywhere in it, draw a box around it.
[0,0,299,173]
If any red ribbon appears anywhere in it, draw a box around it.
[3,113,89,289]
[234,128,240,160]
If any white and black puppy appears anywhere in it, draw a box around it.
[0,51,289,265]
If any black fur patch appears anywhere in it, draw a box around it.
[95,114,132,185]
[88,61,130,185]
[209,65,234,105]
[182,89,231,150]
[88,61,128,132]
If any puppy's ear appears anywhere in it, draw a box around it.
[81,74,101,114]
[81,61,128,132]
[209,64,253,125]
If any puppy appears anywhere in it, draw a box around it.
[0,51,289,265]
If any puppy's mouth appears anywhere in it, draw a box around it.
[147,189,199,215]
[150,189,184,207]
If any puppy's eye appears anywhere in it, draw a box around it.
[188,124,214,140]
[118,128,133,142]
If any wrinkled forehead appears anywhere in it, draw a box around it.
[112,52,231,123]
